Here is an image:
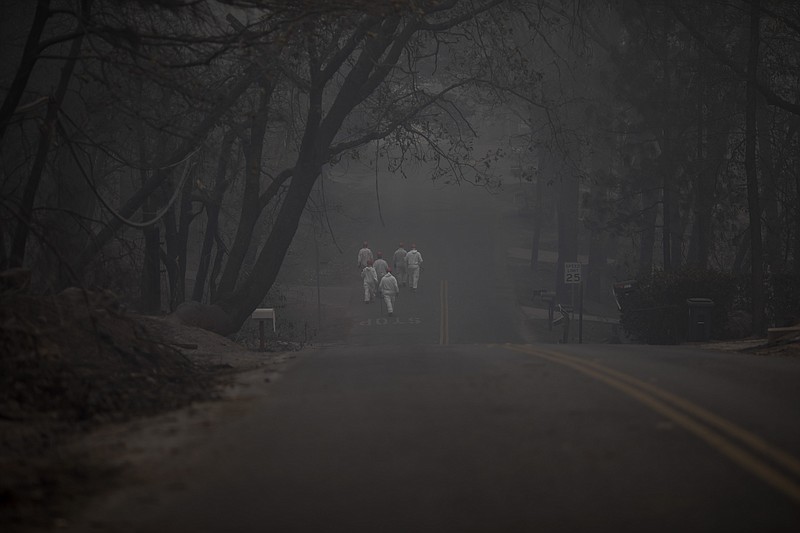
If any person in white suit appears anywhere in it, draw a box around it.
[378,268,400,316]
[373,251,389,281]
[357,241,373,270]
[393,243,408,286]
[404,243,423,291]
[361,259,378,303]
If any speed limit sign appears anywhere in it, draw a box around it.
[564,262,582,284]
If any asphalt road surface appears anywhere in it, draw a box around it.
[68,172,800,532]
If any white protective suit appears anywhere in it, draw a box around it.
[373,257,389,280]
[405,247,423,290]
[357,245,373,269]
[361,265,378,302]
[378,272,400,315]
[393,246,408,286]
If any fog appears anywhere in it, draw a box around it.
[1,0,799,342]
[3,3,800,531]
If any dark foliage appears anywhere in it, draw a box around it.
[620,267,737,344]
[765,268,800,328]
[0,288,217,428]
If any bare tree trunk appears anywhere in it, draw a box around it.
[659,131,683,270]
[168,169,194,310]
[159,163,194,312]
[587,180,608,298]
[585,169,614,296]
[0,231,6,268]
[177,176,194,306]
[209,234,226,303]
[669,184,683,268]
[141,213,161,312]
[757,100,781,270]
[161,175,179,310]
[639,186,658,276]
[0,0,51,143]
[138,117,161,313]
[795,161,800,276]
[216,83,274,297]
[688,98,727,268]
[529,186,542,269]
[658,61,674,272]
[732,231,750,274]
[662,172,672,270]
[746,0,765,334]
[587,226,607,298]
[688,90,707,267]
[530,155,546,270]
[193,131,236,302]
[216,160,319,331]
[8,26,84,267]
[556,170,579,302]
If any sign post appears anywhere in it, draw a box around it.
[579,281,584,343]
[564,262,582,285]
[564,262,583,343]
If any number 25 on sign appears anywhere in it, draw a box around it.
[564,262,582,284]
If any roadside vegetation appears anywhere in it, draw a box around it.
[2,1,799,339]
[3,1,800,528]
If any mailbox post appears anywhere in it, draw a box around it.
[533,289,556,331]
[251,308,276,352]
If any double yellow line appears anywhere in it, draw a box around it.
[505,344,800,504]
[440,280,449,345]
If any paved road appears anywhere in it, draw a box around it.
[68,172,800,532]
[70,343,800,532]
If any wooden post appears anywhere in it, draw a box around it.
[251,308,276,353]
[579,281,584,344]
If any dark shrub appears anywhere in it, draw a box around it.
[620,267,737,344]
[765,269,800,327]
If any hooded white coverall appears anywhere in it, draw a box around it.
[357,246,373,269]
[373,258,389,280]
[379,272,400,314]
[405,248,423,289]
[393,247,407,286]
[361,265,378,302]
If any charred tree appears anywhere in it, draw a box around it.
[193,130,237,302]
[745,0,764,334]
[8,20,85,267]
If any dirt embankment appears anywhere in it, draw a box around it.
[0,278,290,531]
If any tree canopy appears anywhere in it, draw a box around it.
[2,0,799,335]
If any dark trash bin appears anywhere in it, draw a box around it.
[687,298,714,342]
[612,279,638,311]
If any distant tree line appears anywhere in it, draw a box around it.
[496,0,800,334]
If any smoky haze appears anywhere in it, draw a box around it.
[3,2,800,532]
[276,156,528,347]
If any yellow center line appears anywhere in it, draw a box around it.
[440,280,449,345]
[544,347,800,478]
[505,344,800,505]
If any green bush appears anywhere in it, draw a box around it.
[620,267,736,344]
